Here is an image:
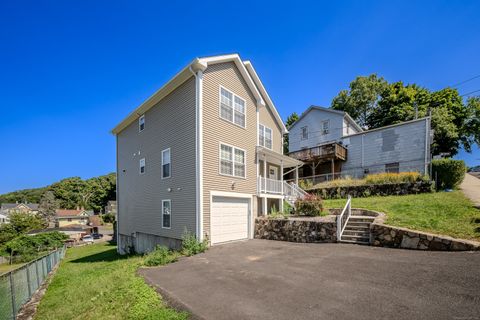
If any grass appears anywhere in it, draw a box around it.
[34,243,188,320]
[324,191,480,241]
[0,262,25,275]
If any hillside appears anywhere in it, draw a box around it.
[0,186,48,204]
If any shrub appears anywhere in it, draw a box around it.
[101,213,115,224]
[143,245,178,266]
[181,230,208,256]
[432,159,466,189]
[298,179,314,190]
[365,172,421,184]
[295,194,325,217]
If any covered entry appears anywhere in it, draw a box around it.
[210,196,250,245]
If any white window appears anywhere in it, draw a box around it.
[220,144,246,178]
[162,200,171,229]
[301,126,308,140]
[139,158,145,174]
[220,87,246,128]
[162,148,171,179]
[322,121,330,135]
[258,124,273,149]
[139,115,145,132]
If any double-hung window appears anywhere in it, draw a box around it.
[301,126,308,140]
[258,124,273,149]
[139,158,146,174]
[162,148,171,179]
[220,144,246,178]
[162,200,171,229]
[322,121,330,135]
[220,87,246,128]
[139,115,145,132]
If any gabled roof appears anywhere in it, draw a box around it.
[111,54,287,135]
[55,209,92,217]
[1,203,39,211]
[289,105,363,132]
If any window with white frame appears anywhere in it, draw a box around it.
[220,87,246,128]
[258,124,273,149]
[162,148,171,179]
[139,158,145,174]
[301,126,308,140]
[322,121,330,135]
[220,144,245,178]
[162,200,171,229]
[139,115,145,132]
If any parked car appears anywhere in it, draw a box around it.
[92,233,103,240]
[64,239,75,248]
[82,235,94,244]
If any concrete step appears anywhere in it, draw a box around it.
[349,215,375,222]
[347,221,372,227]
[340,238,370,245]
[344,225,370,231]
[341,234,370,243]
[342,230,370,236]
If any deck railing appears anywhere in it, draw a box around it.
[257,177,283,194]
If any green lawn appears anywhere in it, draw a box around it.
[324,191,480,241]
[35,243,187,320]
[0,262,25,275]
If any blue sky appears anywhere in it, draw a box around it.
[0,1,479,194]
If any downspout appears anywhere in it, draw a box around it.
[190,59,207,241]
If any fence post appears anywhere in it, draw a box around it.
[35,259,41,288]
[9,272,16,319]
[26,264,32,297]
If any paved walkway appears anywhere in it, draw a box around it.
[460,173,480,207]
[140,240,480,320]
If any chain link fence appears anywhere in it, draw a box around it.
[0,246,66,320]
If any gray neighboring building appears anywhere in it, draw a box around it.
[288,106,432,182]
[112,54,304,254]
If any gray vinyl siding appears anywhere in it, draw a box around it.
[202,62,258,239]
[341,118,430,177]
[289,109,345,152]
[117,77,196,241]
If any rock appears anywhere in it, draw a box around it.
[401,235,420,249]
[450,241,468,251]
[384,235,392,242]
[426,235,433,241]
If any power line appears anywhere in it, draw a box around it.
[460,88,480,97]
[450,74,480,88]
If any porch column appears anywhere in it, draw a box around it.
[331,158,335,180]
[295,166,299,185]
[263,197,267,216]
[280,160,284,213]
[263,154,267,215]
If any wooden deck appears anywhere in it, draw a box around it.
[288,142,347,162]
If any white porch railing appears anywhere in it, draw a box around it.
[337,195,352,240]
[283,181,307,199]
[257,177,283,194]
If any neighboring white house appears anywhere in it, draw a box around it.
[0,213,9,224]
[112,54,304,254]
[288,106,432,183]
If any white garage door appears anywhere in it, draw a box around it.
[211,196,249,245]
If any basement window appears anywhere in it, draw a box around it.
[162,200,171,229]
[385,162,399,173]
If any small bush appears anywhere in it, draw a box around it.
[298,179,314,190]
[295,194,325,217]
[143,245,178,266]
[365,172,421,184]
[181,231,208,256]
[432,159,466,189]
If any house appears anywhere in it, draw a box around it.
[104,200,117,215]
[0,202,39,216]
[28,224,94,242]
[55,209,93,227]
[287,106,432,183]
[0,213,9,224]
[112,54,304,254]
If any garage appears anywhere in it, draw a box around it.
[210,196,250,245]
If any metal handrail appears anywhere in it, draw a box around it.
[337,195,352,240]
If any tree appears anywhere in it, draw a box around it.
[331,74,388,128]
[0,211,46,247]
[283,112,299,154]
[38,191,58,226]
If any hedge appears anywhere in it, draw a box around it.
[432,159,466,190]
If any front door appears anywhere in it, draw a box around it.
[269,166,278,180]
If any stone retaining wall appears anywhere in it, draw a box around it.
[371,223,480,251]
[311,181,434,199]
[254,216,337,243]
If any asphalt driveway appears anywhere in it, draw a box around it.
[140,240,480,320]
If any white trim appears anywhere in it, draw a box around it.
[139,158,145,175]
[218,85,247,129]
[193,68,205,242]
[218,142,247,179]
[161,199,172,229]
[161,148,171,179]
[139,115,145,132]
[209,190,254,242]
[115,134,120,252]
[258,194,284,199]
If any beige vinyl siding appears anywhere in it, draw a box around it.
[202,62,258,238]
[258,99,283,154]
[117,76,196,240]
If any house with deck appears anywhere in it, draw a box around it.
[112,54,305,253]
[55,209,93,227]
[287,106,432,184]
